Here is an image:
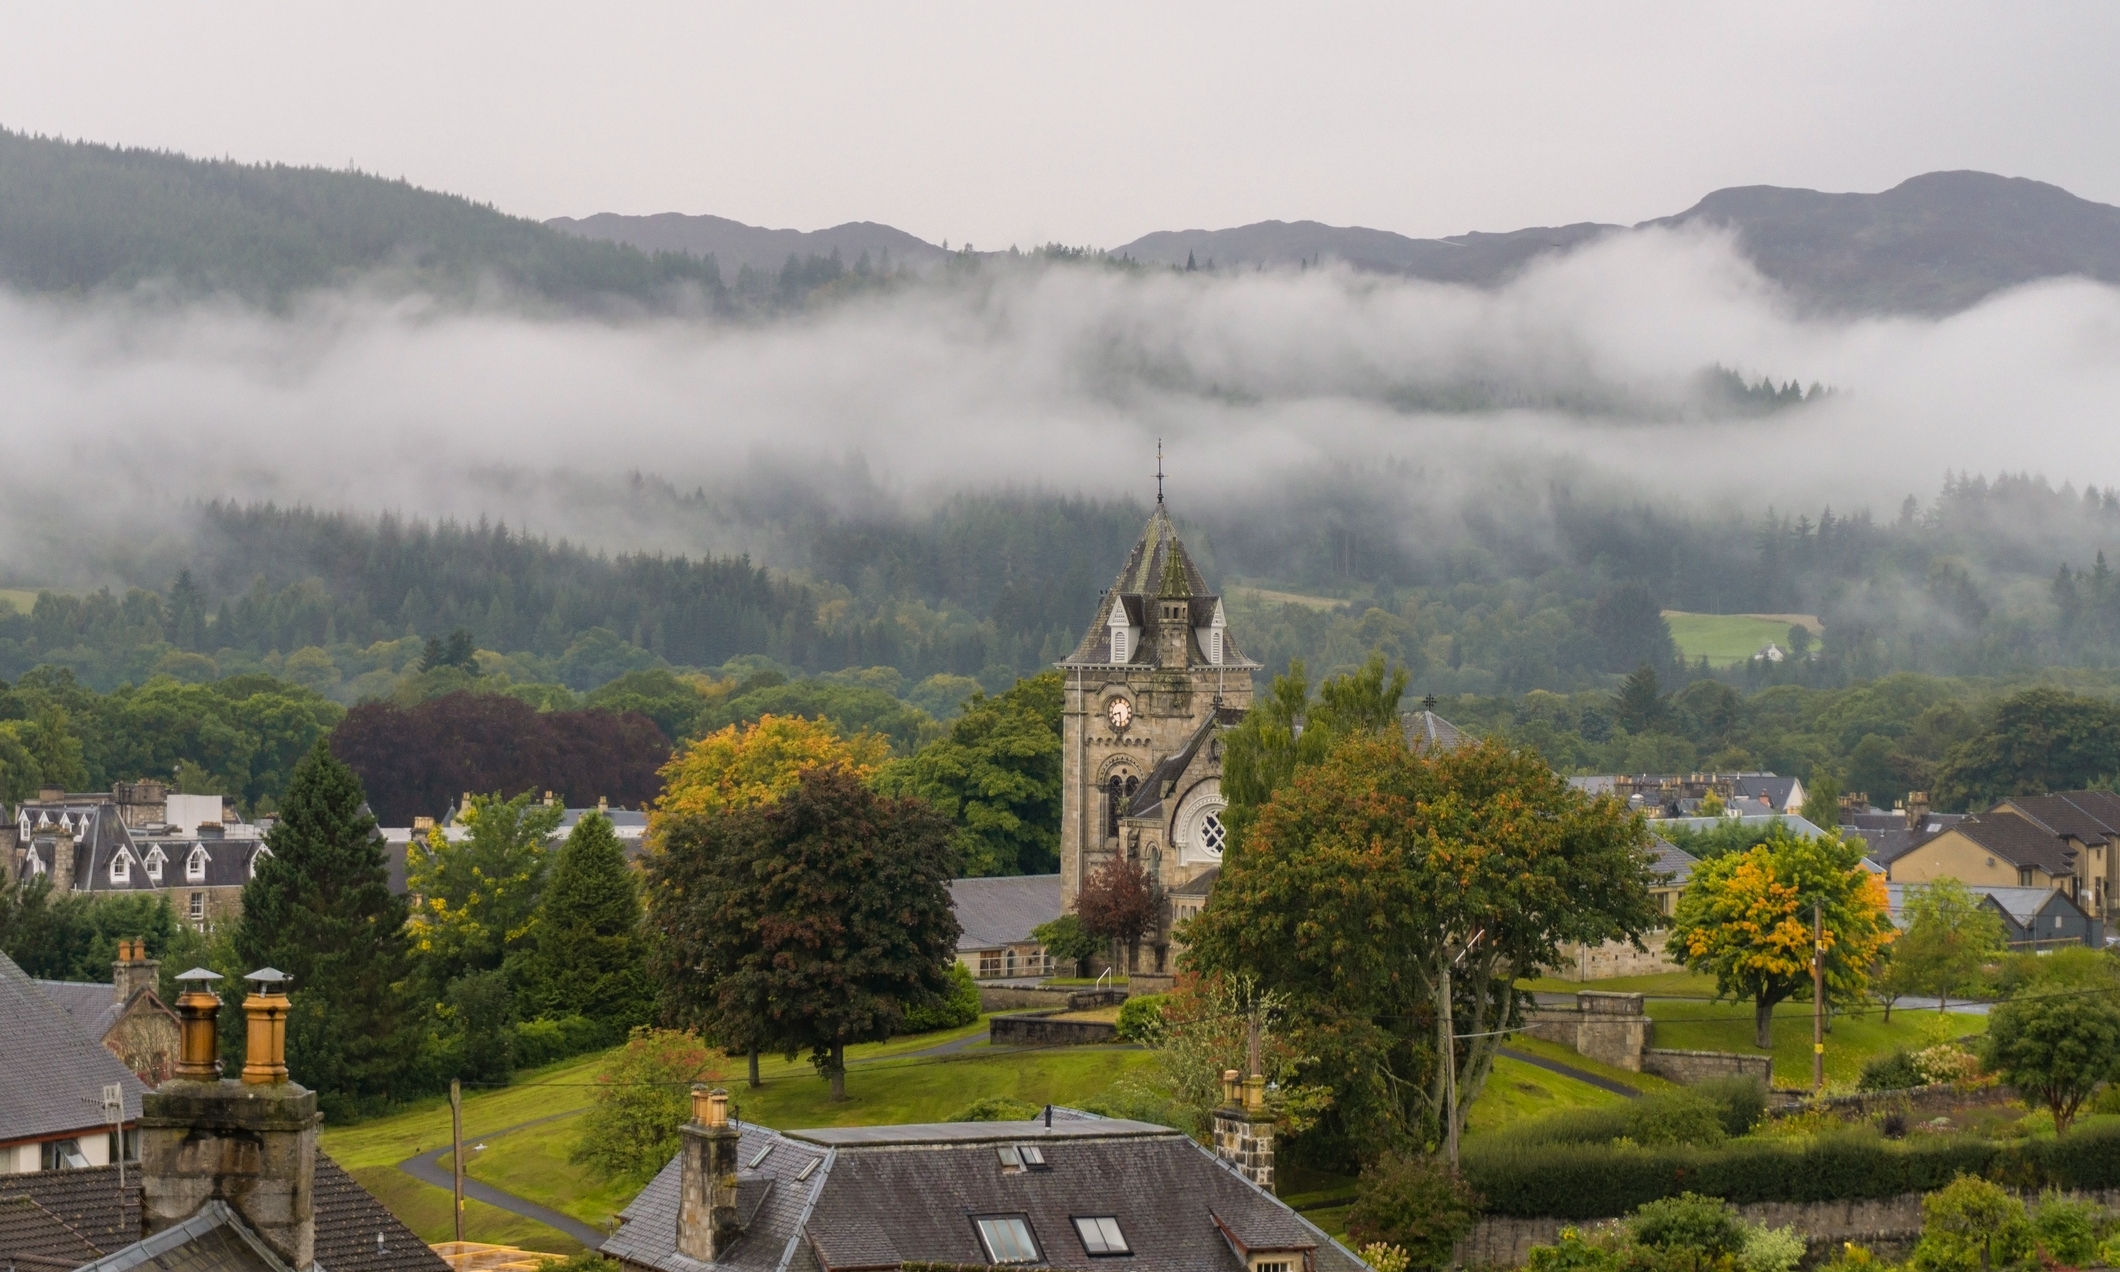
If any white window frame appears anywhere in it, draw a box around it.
[1110,624,1128,663]
[189,892,204,921]
[186,846,208,882]
[110,853,130,884]
[145,848,165,883]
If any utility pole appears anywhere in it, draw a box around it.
[1812,899,1826,1092]
[450,1078,465,1243]
[1439,957,1459,1168]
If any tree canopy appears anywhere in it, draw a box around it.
[514,812,655,1034]
[1186,733,1658,1159]
[654,713,888,824]
[1982,990,2120,1136]
[877,672,1062,876]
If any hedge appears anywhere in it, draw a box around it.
[1463,1124,2120,1219]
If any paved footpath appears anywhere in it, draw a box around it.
[1496,1046,1644,1098]
[396,1111,607,1251]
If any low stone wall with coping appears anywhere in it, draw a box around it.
[988,1011,1119,1046]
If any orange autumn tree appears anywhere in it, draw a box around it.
[1666,827,1895,1050]
[653,713,890,825]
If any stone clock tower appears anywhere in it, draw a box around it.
[1057,502,1257,980]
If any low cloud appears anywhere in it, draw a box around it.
[2,225,2118,584]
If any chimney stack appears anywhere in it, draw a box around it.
[140,967,318,1269]
[598,795,609,813]
[51,823,75,896]
[114,938,161,1004]
[1212,1066,1275,1193]
[1906,791,1930,831]
[677,1086,744,1261]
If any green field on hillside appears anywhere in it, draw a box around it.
[1662,611,1820,666]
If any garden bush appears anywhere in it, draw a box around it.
[902,962,981,1034]
[2029,1190,2102,1266]
[1115,993,1166,1041]
[1344,1153,1482,1271]
[1858,1050,1924,1092]
[1910,1176,2030,1272]
[1629,1192,1745,1262]
[1625,1091,1727,1148]
[514,1015,611,1069]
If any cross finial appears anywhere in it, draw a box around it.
[1156,440,1164,505]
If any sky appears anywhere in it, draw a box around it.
[0,3,2114,248]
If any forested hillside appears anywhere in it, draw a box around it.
[0,129,722,305]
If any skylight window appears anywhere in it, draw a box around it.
[748,1144,774,1169]
[795,1157,821,1182]
[1073,1216,1130,1256]
[997,1145,1022,1170]
[974,1216,1041,1264]
[1017,1144,1047,1169]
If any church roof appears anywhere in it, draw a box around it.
[1060,507,1257,669]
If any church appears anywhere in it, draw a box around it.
[1056,500,1259,989]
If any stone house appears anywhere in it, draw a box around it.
[31,939,182,1086]
[950,873,1060,980]
[1883,882,2099,952]
[8,782,268,926]
[601,1082,1363,1272]
[1886,807,2086,905]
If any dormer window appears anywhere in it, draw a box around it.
[110,853,130,884]
[186,846,208,882]
[248,846,271,879]
[145,848,165,882]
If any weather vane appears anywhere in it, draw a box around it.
[1156,440,1164,505]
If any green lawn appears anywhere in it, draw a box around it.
[1642,999,1985,1087]
[1466,1054,1635,1134]
[1501,1037,1676,1094]
[1663,612,1817,667]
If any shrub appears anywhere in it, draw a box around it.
[1911,1176,2031,1272]
[1526,1228,1623,1272]
[1359,1244,1412,1272]
[902,962,981,1034]
[514,1015,611,1069]
[1344,1154,1482,1270]
[1629,1193,1746,1263]
[1739,1225,1806,1272]
[1816,1243,1882,1272]
[570,1027,721,1184]
[1858,1050,1925,1093]
[950,1096,1041,1122]
[2029,1190,2102,1266]
[1624,1091,1727,1148]
[1911,1044,1982,1086]
[1115,993,1166,1042]
[1694,1076,1767,1137]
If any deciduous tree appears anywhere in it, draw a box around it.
[1076,858,1158,972]
[1665,829,1895,1049]
[406,791,564,989]
[1982,990,2120,1136]
[654,714,888,825]
[876,672,1062,876]
[647,765,959,1101]
[1892,880,2009,1014]
[570,1027,722,1184]
[1186,735,1658,1159]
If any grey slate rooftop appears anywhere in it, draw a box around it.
[603,1114,1365,1272]
[0,952,146,1143]
[948,874,1060,951]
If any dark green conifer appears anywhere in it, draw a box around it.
[516,812,653,1035]
[233,741,416,1115]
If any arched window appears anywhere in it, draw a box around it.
[1110,626,1128,663]
[186,847,208,883]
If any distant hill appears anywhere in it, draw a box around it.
[0,129,720,305]
[1107,219,1615,280]
[1642,170,2120,313]
[546,212,946,279]
[1109,172,2120,313]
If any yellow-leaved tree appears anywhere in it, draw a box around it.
[654,713,890,825]
[1666,828,1895,1050]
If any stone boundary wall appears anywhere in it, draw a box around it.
[1547,932,1685,981]
[1641,1048,1772,1085]
[1767,1083,2016,1119]
[1456,1188,2120,1269]
[978,986,1077,1012]
[988,1012,1119,1046]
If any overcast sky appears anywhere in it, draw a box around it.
[1,3,2113,250]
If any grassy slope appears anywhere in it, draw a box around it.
[1662,612,1814,666]
[1645,1000,1985,1086]
[1521,971,1722,996]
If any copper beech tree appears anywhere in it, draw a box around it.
[1076,858,1158,973]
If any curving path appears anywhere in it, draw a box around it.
[396,1111,607,1251]
[1496,1045,1643,1099]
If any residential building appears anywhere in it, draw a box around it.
[1886,812,2084,900]
[950,874,1059,981]
[1564,772,1806,819]
[379,796,650,896]
[1982,790,2120,920]
[1884,883,2098,952]
[8,782,268,926]
[1840,792,1966,866]
[602,1082,1363,1272]
[32,939,182,1086]
[0,967,448,1271]
[0,951,145,1174]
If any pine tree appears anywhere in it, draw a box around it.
[516,812,653,1035]
[233,741,417,1115]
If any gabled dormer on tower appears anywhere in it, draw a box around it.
[1061,507,1257,673]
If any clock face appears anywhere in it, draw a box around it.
[1107,698,1134,731]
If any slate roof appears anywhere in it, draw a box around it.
[1883,883,2092,938]
[1947,815,2080,877]
[1402,709,1465,752]
[605,1115,1363,1272]
[1997,791,2120,844]
[1733,775,1802,811]
[77,1201,289,1272]
[33,979,125,1041]
[1646,837,1697,888]
[1170,865,1220,897]
[0,1156,446,1272]
[0,953,147,1144]
[1060,508,1257,670]
[1650,814,1831,839]
[0,1192,107,1269]
[1123,709,1244,820]
[949,875,1061,951]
